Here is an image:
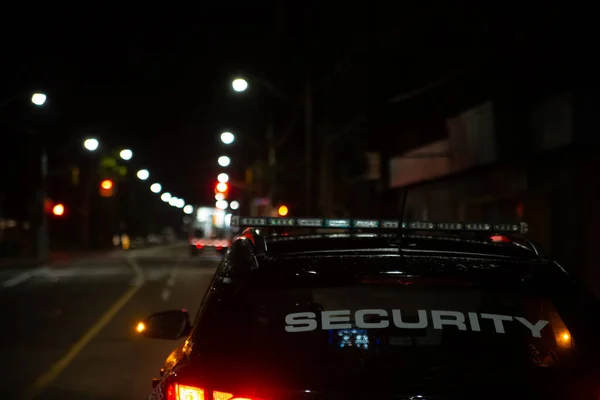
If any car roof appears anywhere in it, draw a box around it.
[254,232,540,260]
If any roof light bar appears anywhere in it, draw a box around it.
[230,217,528,234]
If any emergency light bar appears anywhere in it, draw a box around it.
[230,216,528,234]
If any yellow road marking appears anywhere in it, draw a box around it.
[21,282,142,400]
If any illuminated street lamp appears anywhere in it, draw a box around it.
[230,201,240,210]
[216,199,228,210]
[161,192,171,202]
[215,193,224,201]
[231,78,248,92]
[150,183,162,193]
[137,169,149,180]
[221,132,234,144]
[83,138,99,152]
[169,197,178,206]
[218,156,230,167]
[120,149,133,160]
[31,92,47,106]
[217,173,229,183]
[183,205,193,214]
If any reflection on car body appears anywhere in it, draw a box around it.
[141,217,600,399]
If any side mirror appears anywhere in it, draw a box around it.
[136,309,192,340]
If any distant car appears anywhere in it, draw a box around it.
[189,229,229,256]
[140,217,600,399]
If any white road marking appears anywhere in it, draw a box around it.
[2,267,47,288]
[126,256,145,287]
[160,253,183,301]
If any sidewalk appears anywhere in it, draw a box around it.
[0,249,123,270]
[0,242,187,270]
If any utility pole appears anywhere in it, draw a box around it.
[37,147,49,262]
[304,77,313,216]
[304,4,313,217]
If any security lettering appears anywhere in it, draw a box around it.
[284,309,549,338]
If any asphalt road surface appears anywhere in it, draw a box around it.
[0,243,221,400]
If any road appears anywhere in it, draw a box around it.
[0,243,221,400]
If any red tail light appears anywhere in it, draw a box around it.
[490,235,511,243]
[167,383,262,400]
[196,244,203,249]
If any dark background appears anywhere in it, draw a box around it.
[0,1,586,250]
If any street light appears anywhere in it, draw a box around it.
[217,173,229,183]
[215,193,224,201]
[218,156,230,167]
[278,205,289,216]
[120,149,133,160]
[137,169,149,180]
[150,183,162,193]
[221,132,234,144]
[176,199,184,208]
[230,201,240,210]
[83,138,99,152]
[169,197,178,206]
[161,192,171,202]
[216,199,228,210]
[31,93,47,106]
[183,205,193,214]
[232,78,248,92]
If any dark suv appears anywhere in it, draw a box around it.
[141,217,600,399]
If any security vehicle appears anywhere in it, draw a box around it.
[139,217,600,399]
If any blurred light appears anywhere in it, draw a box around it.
[169,197,178,206]
[216,199,228,210]
[83,138,99,151]
[217,173,229,183]
[183,205,193,214]
[52,204,65,216]
[136,322,145,333]
[218,156,230,167]
[150,183,162,193]
[221,132,235,144]
[176,199,184,208]
[120,149,133,160]
[230,200,240,210]
[278,205,288,216]
[197,207,210,222]
[216,182,228,192]
[232,78,248,92]
[101,180,113,190]
[215,193,224,201]
[161,192,171,202]
[137,169,149,180]
[31,93,47,106]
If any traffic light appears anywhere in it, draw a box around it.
[278,205,289,216]
[100,179,114,197]
[215,182,228,198]
[52,203,65,216]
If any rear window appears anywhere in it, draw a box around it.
[194,255,600,391]
[191,229,206,238]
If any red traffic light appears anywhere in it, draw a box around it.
[52,204,65,216]
[216,182,228,193]
[100,179,114,197]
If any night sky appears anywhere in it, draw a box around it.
[0,2,580,220]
